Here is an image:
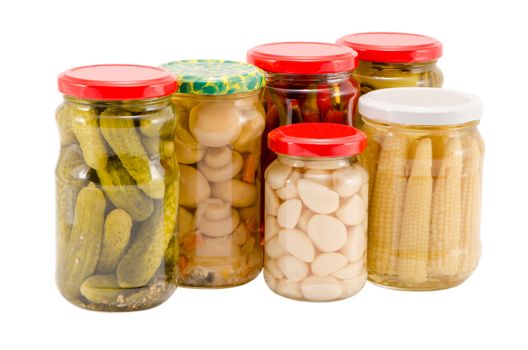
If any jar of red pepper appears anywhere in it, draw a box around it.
[246,42,360,172]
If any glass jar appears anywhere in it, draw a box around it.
[358,87,484,290]
[337,32,443,126]
[56,64,179,311]
[247,42,361,173]
[263,123,368,301]
[161,60,265,288]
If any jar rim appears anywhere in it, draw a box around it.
[358,88,482,126]
[337,32,442,63]
[247,42,358,74]
[58,64,176,100]
[268,123,367,157]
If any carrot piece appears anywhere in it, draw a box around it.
[242,153,258,184]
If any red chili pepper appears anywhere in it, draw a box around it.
[301,90,320,123]
[265,104,280,130]
[323,109,346,124]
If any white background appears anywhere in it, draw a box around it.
[0,0,526,349]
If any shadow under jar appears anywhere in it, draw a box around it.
[264,123,369,301]
[337,32,443,127]
[56,65,179,311]
[358,87,484,290]
[161,60,266,288]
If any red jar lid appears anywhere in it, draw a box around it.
[336,32,442,63]
[58,64,177,100]
[247,42,358,74]
[268,123,367,157]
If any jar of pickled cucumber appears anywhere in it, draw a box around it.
[247,42,360,174]
[264,123,369,301]
[55,64,178,311]
[358,87,483,290]
[337,32,443,127]
[161,60,265,288]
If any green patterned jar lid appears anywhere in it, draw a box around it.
[161,59,265,95]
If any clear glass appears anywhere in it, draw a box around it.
[171,92,264,288]
[55,96,178,311]
[360,117,483,290]
[261,72,360,172]
[353,60,443,127]
[263,155,368,301]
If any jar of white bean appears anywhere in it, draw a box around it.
[264,123,368,301]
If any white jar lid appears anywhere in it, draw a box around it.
[358,87,482,126]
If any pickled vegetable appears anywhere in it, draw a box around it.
[117,202,167,288]
[97,158,154,222]
[171,95,263,288]
[58,183,106,300]
[96,209,133,274]
[362,128,482,290]
[56,65,178,311]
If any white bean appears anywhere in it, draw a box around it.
[265,182,280,216]
[265,216,281,242]
[311,253,348,277]
[304,169,333,187]
[265,236,287,259]
[332,167,364,197]
[340,224,366,263]
[276,279,303,299]
[301,276,343,301]
[277,199,302,229]
[265,160,292,189]
[277,255,309,282]
[336,195,365,226]
[265,258,284,279]
[331,260,364,280]
[278,229,315,263]
[297,179,339,214]
[307,214,347,252]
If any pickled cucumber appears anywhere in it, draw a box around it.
[56,104,76,145]
[80,275,123,304]
[100,108,152,185]
[137,160,165,199]
[96,209,133,274]
[163,178,178,248]
[59,183,106,300]
[142,137,174,158]
[97,158,154,222]
[117,202,166,288]
[70,108,108,170]
[56,144,91,263]
[139,107,175,138]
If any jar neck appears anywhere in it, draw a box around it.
[362,116,480,134]
[266,71,352,86]
[278,154,358,170]
[356,60,438,73]
[63,95,172,110]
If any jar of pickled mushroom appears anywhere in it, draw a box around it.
[247,42,360,173]
[263,123,368,301]
[161,60,265,288]
[337,32,443,127]
[358,87,483,290]
[56,64,179,311]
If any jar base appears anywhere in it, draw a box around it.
[368,273,471,291]
[179,268,262,289]
[62,282,176,312]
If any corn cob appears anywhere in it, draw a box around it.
[397,138,433,283]
[368,133,408,276]
[70,108,108,170]
[359,123,383,197]
[428,137,463,276]
[100,108,152,185]
[458,136,482,275]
